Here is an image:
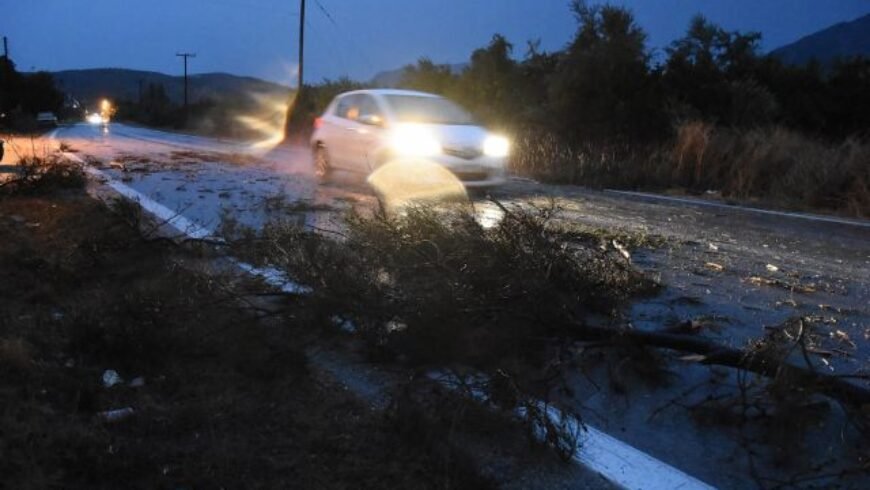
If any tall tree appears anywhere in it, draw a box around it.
[664,15,775,126]
[455,34,521,126]
[547,1,663,141]
[400,58,458,96]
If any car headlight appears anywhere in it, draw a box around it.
[390,124,442,157]
[483,135,510,158]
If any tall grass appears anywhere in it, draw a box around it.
[510,124,870,217]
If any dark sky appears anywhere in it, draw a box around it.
[5,0,869,85]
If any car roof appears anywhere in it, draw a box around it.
[338,89,441,98]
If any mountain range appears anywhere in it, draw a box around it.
[52,68,290,107]
[47,12,869,105]
[770,13,870,66]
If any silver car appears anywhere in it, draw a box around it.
[310,89,509,187]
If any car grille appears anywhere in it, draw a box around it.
[443,146,483,160]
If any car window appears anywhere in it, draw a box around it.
[334,95,359,120]
[357,95,382,120]
[335,94,382,124]
[383,95,476,125]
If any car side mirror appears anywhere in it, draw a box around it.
[358,114,384,127]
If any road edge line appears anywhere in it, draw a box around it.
[60,148,307,294]
[605,189,870,228]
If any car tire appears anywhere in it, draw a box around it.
[314,145,331,181]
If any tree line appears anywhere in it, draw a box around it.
[0,56,65,129]
[395,2,869,143]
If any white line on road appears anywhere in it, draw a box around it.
[64,151,214,239]
[431,369,715,490]
[60,145,307,293]
[605,189,870,229]
[54,129,715,490]
[577,420,714,490]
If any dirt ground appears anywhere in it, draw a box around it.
[0,183,494,489]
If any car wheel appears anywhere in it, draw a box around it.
[314,145,331,180]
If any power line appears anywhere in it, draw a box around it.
[310,0,378,80]
[312,0,337,27]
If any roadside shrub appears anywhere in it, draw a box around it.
[230,203,657,369]
[511,123,870,217]
[227,203,658,459]
[508,129,666,188]
[0,155,86,195]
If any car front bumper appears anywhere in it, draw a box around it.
[428,155,507,187]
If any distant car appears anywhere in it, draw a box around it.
[36,112,59,128]
[310,89,509,187]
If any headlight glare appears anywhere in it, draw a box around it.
[483,135,510,157]
[391,125,442,157]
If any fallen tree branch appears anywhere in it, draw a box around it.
[573,323,870,407]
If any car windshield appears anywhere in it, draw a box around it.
[384,95,476,125]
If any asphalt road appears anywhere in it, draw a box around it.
[52,122,870,489]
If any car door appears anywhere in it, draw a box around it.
[325,94,359,170]
[351,94,387,172]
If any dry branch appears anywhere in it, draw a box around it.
[573,323,870,407]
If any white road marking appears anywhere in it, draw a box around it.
[58,138,307,294]
[431,370,715,489]
[574,417,714,489]
[55,127,716,490]
[606,189,870,229]
[64,151,214,240]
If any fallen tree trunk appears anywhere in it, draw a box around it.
[574,323,870,407]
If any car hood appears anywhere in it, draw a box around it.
[410,124,490,149]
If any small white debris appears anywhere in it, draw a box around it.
[705,262,724,272]
[102,369,123,388]
[678,354,707,362]
[766,264,779,273]
[708,243,719,251]
[97,407,135,423]
[386,320,408,333]
[612,240,631,262]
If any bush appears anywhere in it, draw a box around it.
[675,125,870,214]
[230,204,657,369]
[0,155,86,195]
[510,122,870,217]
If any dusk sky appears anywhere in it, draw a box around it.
[5,0,869,86]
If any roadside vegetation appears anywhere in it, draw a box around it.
[0,56,67,131]
[0,155,496,489]
[512,124,870,216]
[296,1,870,217]
[225,200,870,480]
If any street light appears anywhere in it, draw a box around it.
[100,99,115,124]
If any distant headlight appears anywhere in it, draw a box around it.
[390,124,442,157]
[86,113,104,124]
[483,135,510,158]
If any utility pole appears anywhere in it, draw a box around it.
[298,0,306,92]
[176,52,196,121]
[2,36,8,59]
[284,0,306,139]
